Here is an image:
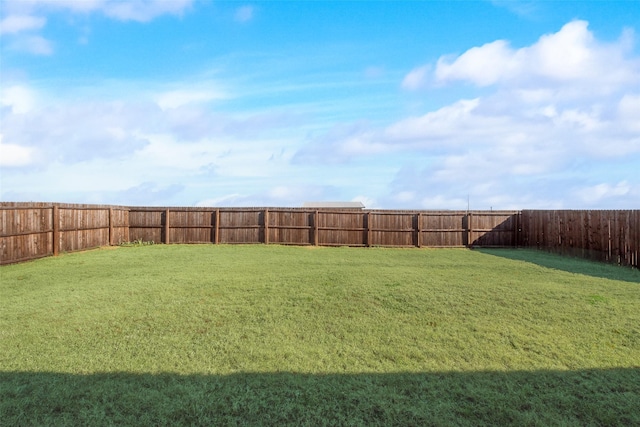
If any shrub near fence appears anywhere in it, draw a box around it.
[1,203,638,268]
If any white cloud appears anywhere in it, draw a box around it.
[618,94,640,132]
[435,40,514,86]
[419,194,470,210]
[385,98,483,142]
[0,14,46,34]
[406,20,639,92]
[132,133,218,170]
[109,182,185,206]
[401,65,430,90]
[0,79,317,207]
[0,79,304,170]
[393,191,415,204]
[195,184,335,208]
[1,99,153,164]
[266,185,332,205]
[575,181,631,204]
[0,141,36,167]
[1,85,38,114]
[529,20,595,81]
[155,88,227,110]
[195,194,245,207]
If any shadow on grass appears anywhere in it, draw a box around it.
[475,248,640,284]
[2,368,639,426]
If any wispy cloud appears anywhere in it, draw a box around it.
[401,65,430,90]
[99,0,193,22]
[3,0,194,22]
[155,87,229,110]
[490,1,540,18]
[0,141,36,167]
[5,34,54,55]
[0,0,194,55]
[234,5,255,23]
[0,14,45,34]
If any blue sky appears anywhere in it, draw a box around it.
[1,1,639,209]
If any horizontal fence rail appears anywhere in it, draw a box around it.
[1,203,638,268]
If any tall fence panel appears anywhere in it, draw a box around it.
[218,209,262,244]
[420,212,466,247]
[129,208,164,243]
[369,211,415,247]
[59,207,107,252]
[317,210,367,246]
[169,209,215,243]
[468,211,520,248]
[521,210,639,268]
[0,206,54,264]
[268,210,314,245]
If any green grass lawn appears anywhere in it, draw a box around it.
[1,245,639,426]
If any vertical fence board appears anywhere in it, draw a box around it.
[53,206,60,256]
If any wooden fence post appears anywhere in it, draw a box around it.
[125,208,130,243]
[314,210,319,246]
[608,218,612,262]
[416,213,422,248]
[109,208,114,246]
[366,212,371,247]
[215,209,220,244]
[467,212,473,247]
[52,205,60,256]
[164,208,170,244]
[264,209,269,245]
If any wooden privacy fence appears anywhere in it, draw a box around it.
[127,207,516,248]
[521,210,639,268]
[0,203,129,264]
[1,203,638,268]
[1,203,516,265]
